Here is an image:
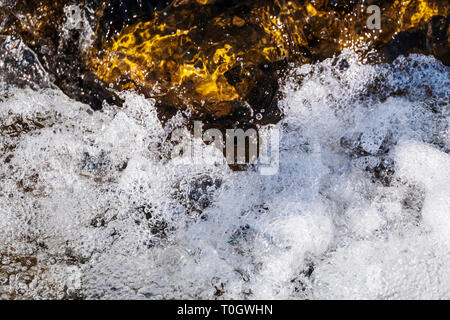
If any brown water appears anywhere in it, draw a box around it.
[1,0,448,126]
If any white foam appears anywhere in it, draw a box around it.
[396,141,450,246]
[0,51,449,299]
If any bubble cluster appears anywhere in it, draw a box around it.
[0,50,449,299]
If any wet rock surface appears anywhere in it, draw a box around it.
[0,0,448,126]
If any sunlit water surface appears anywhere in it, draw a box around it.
[0,38,449,299]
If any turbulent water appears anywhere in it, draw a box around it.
[1,39,449,298]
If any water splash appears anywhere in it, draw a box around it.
[0,50,448,299]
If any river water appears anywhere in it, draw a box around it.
[0,1,449,300]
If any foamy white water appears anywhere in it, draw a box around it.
[0,49,449,299]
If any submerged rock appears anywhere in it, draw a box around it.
[0,0,448,124]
